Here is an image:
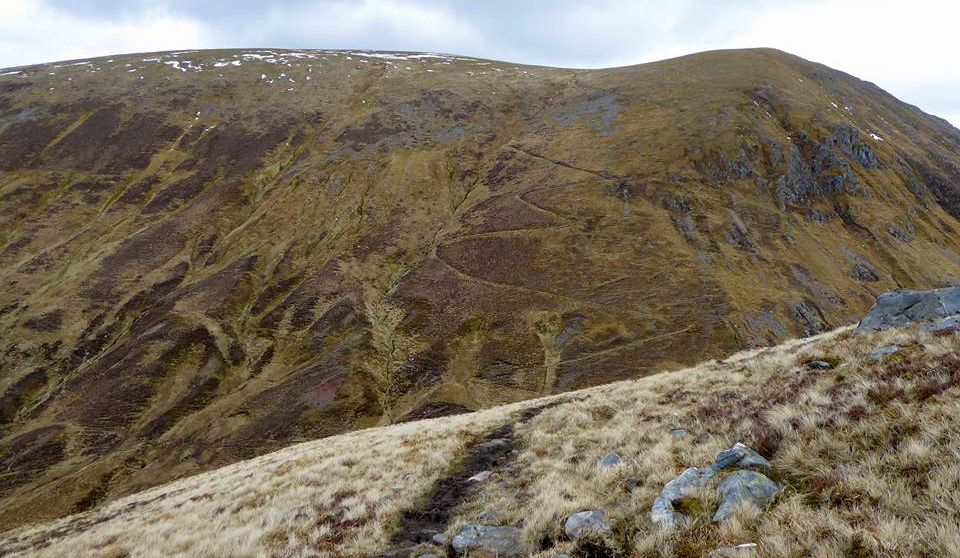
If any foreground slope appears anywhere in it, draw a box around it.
[1,48,960,529]
[1,324,958,557]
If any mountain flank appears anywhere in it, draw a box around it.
[0,47,959,531]
[1,314,958,557]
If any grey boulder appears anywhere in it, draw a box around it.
[451,525,527,557]
[712,443,772,471]
[650,466,716,528]
[713,471,779,522]
[564,509,612,540]
[858,286,960,332]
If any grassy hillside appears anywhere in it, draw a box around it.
[1,324,957,557]
[1,47,959,530]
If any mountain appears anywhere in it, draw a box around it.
[2,321,957,557]
[0,47,959,531]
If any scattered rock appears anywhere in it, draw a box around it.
[477,510,498,522]
[867,345,900,362]
[858,286,960,332]
[707,543,759,557]
[431,532,448,546]
[713,471,779,522]
[418,554,442,558]
[597,453,622,469]
[563,509,612,540]
[468,470,492,483]
[670,428,688,438]
[451,525,527,557]
[925,315,960,335]
[805,360,833,370]
[712,443,772,471]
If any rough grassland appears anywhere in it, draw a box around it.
[3,47,960,531]
[1,324,957,557]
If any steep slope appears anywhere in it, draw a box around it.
[1,324,957,557]
[0,48,959,530]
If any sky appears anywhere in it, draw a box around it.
[0,0,957,128]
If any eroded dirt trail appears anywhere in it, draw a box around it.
[388,404,555,547]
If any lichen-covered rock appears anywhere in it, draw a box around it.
[451,525,527,557]
[564,509,612,540]
[713,471,779,522]
[858,287,960,332]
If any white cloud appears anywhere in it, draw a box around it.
[0,0,205,68]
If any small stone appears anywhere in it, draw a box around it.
[431,532,448,545]
[713,471,779,522]
[712,443,772,471]
[417,554,442,558]
[707,543,759,557]
[805,360,833,370]
[468,470,492,483]
[451,524,527,557]
[475,439,510,452]
[670,428,688,438]
[563,509,612,540]
[477,510,498,522]
[867,345,899,362]
[597,452,622,469]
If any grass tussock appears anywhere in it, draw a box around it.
[2,325,959,557]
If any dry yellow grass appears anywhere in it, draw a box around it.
[2,324,958,557]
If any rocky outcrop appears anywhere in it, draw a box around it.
[858,287,960,332]
[651,443,778,529]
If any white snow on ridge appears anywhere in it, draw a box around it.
[0,70,20,76]
[164,60,187,72]
[869,133,884,141]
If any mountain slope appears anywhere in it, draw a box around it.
[0,48,959,530]
[1,324,957,557]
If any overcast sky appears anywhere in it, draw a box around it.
[0,0,957,127]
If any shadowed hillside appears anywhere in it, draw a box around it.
[0,47,959,530]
